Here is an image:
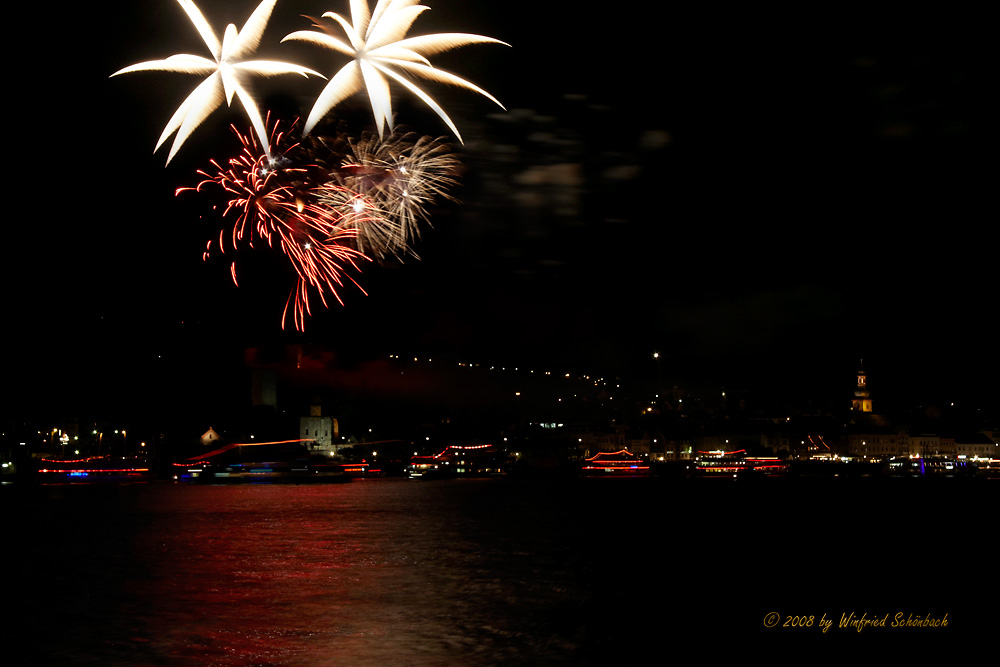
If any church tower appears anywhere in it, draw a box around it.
[851,361,873,413]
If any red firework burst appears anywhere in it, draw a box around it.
[177,120,373,331]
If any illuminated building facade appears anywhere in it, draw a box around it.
[300,404,338,450]
[908,434,942,458]
[847,431,908,460]
[954,433,998,460]
[200,427,221,447]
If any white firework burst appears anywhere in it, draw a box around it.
[282,0,508,141]
[112,0,323,164]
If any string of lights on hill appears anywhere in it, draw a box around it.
[382,352,712,419]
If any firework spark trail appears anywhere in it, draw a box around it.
[326,131,459,258]
[181,122,315,249]
[316,184,398,259]
[280,217,370,331]
[177,115,461,329]
[178,121,373,330]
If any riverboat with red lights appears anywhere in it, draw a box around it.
[580,450,650,476]
[407,444,506,478]
[338,460,376,478]
[746,455,790,476]
[695,449,789,477]
[171,439,349,483]
[696,449,749,477]
[974,459,1000,478]
[886,456,979,478]
[35,456,155,483]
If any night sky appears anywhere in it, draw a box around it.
[5,1,995,424]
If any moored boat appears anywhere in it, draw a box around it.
[695,449,749,477]
[407,444,506,478]
[696,449,790,478]
[35,455,155,483]
[581,450,650,476]
[171,439,349,483]
[746,455,790,476]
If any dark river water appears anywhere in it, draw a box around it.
[4,476,991,664]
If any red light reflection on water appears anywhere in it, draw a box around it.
[123,482,560,664]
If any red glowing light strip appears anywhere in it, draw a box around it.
[431,444,495,459]
[185,438,313,461]
[39,468,150,474]
[228,438,312,448]
[587,459,639,468]
[585,449,635,461]
[40,455,113,464]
